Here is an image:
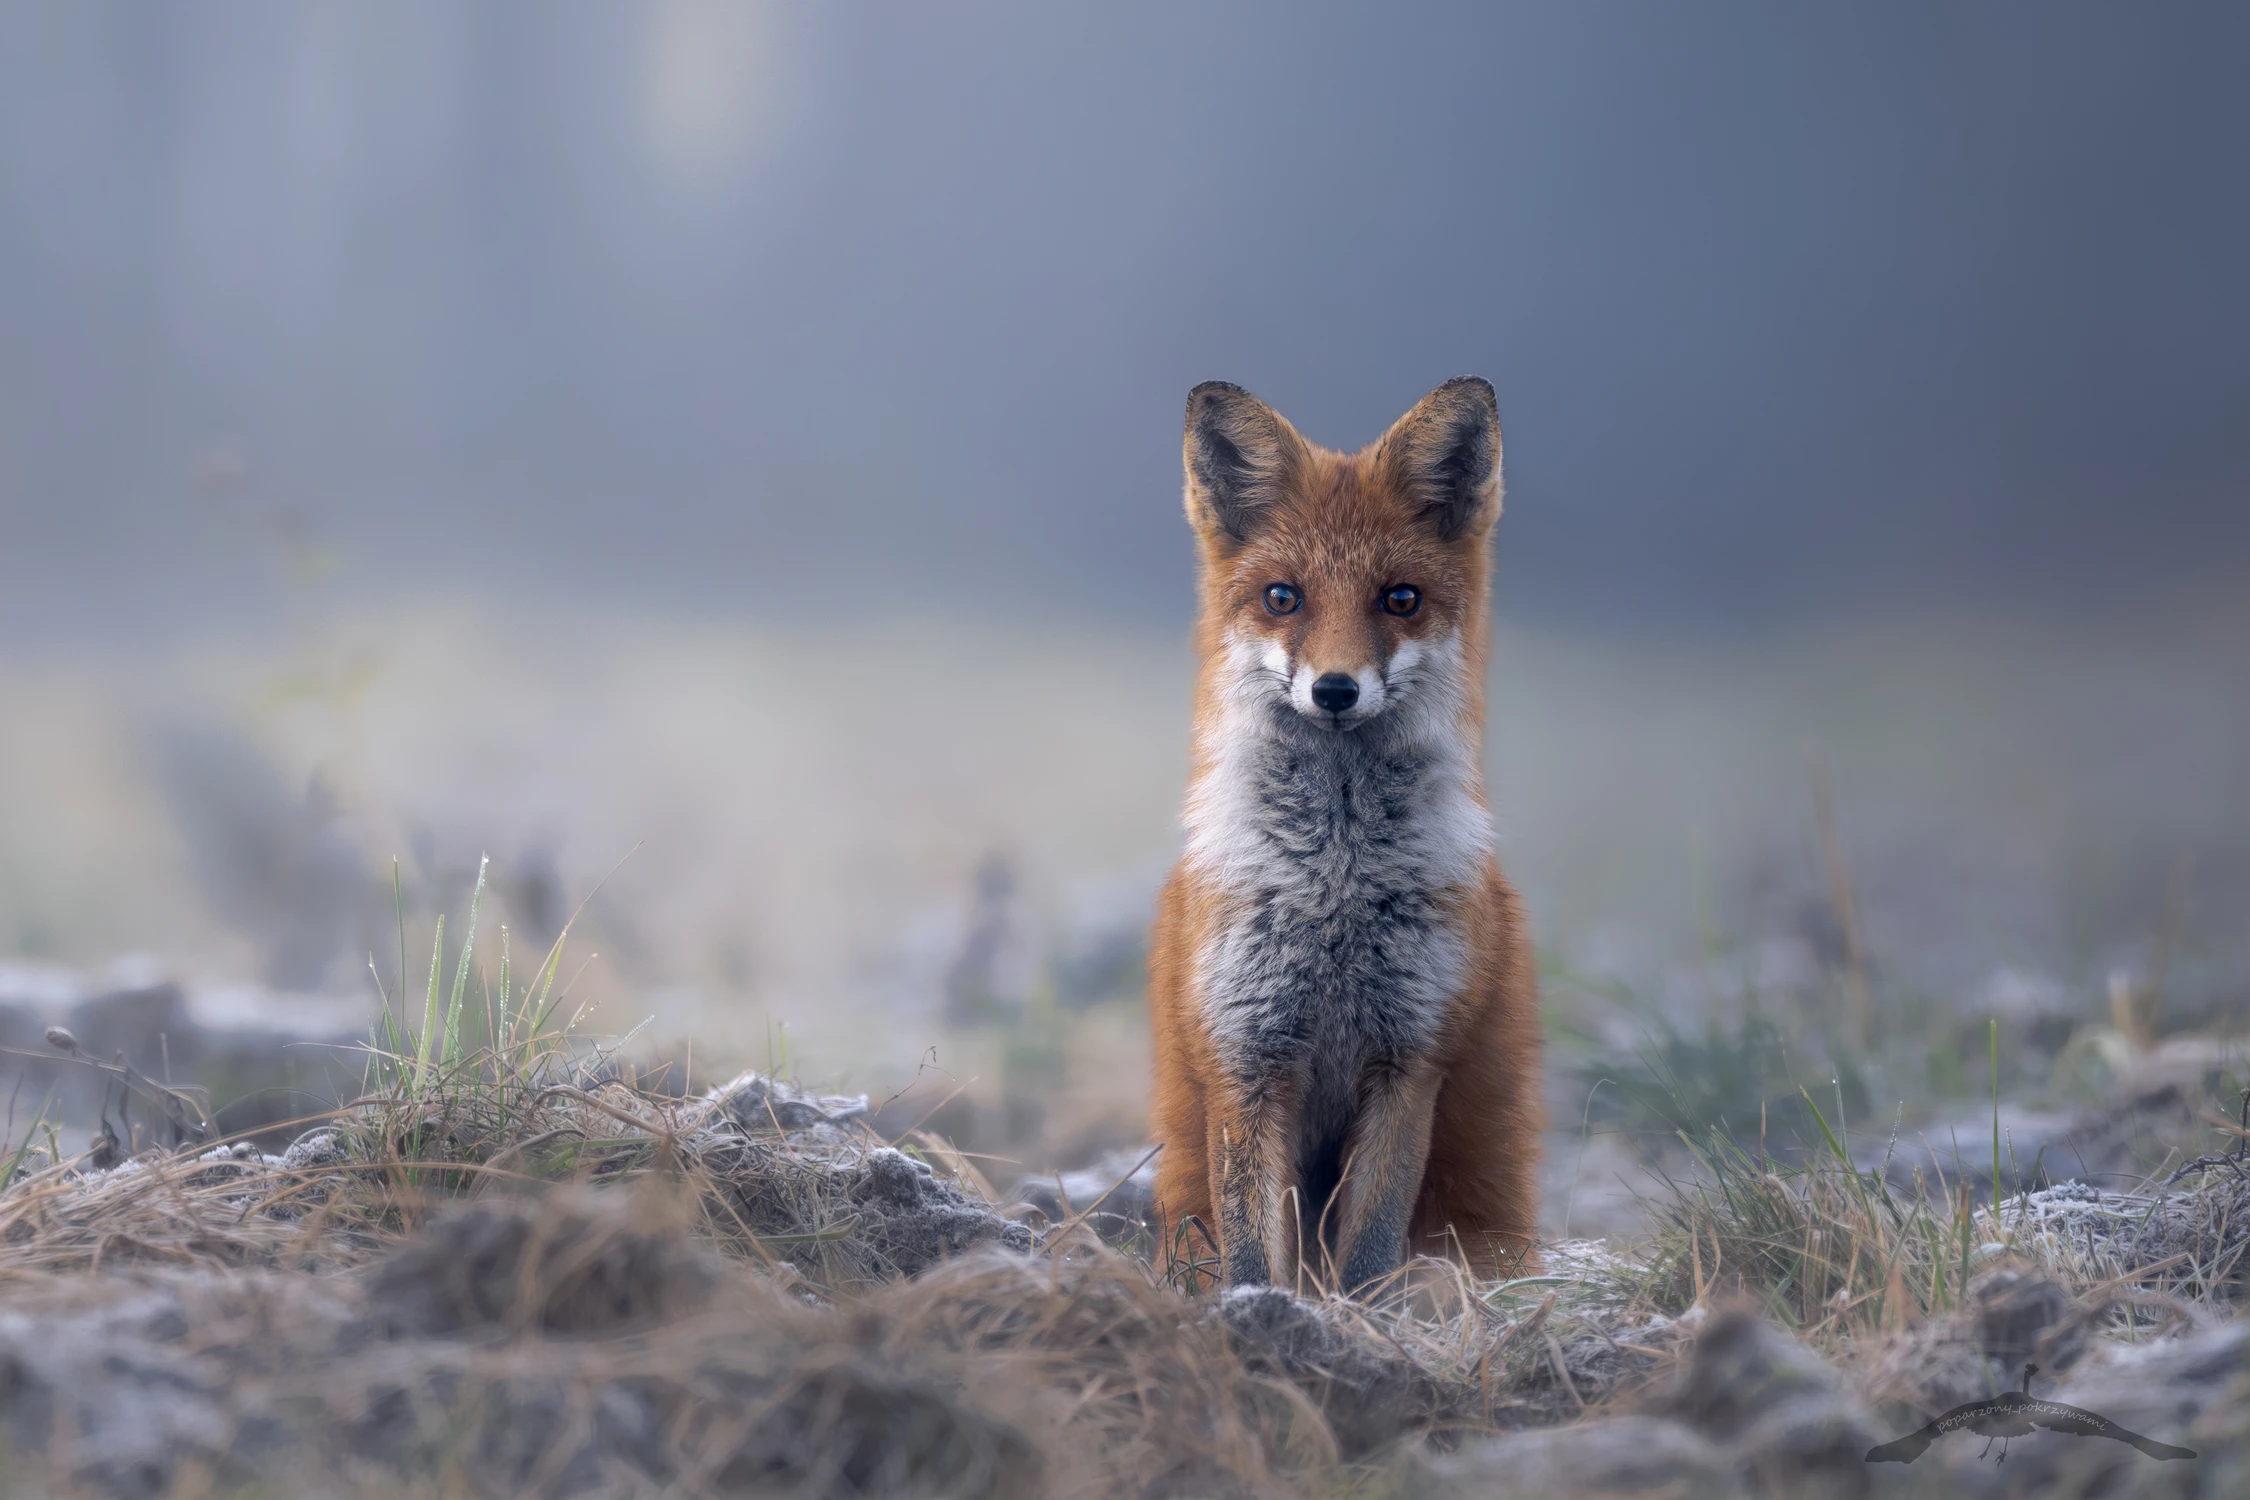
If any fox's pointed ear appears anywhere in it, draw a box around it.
[1377,376,1501,541]
[1183,382,1307,544]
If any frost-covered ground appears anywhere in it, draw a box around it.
[0,1053,2243,1498]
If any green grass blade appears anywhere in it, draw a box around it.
[497,925,512,1051]
[1990,1018,2001,1219]
[366,953,403,1086]
[393,859,408,1031]
[414,914,445,1095]
[1,1087,58,1190]
[1797,1085,1850,1169]
[443,855,488,1068]
[528,931,570,1038]
[1959,1182,1974,1289]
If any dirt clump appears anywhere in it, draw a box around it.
[1217,1285,1451,1458]
[1647,1308,1883,1499]
[1422,1414,1749,1500]
[0,1191,1046,1500]
[1864,1267,2088,1423]
[1427,1309,1880,1499]
[364,1190,719,1337]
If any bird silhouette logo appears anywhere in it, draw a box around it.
[1866,1363,2197,1465]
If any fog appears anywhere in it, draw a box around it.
[1,4,2245,1188]
[5,1,2246,637]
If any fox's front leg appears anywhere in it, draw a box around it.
[1210,1075,1302,1287]
[1335,1061,1442,1291]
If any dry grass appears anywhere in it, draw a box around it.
[1642,1086,2250,1354]
[0,1135,1661,1498]
[3,1032,2245,1496]
[0,883,2243,1495]
[0,1000,1675,1499]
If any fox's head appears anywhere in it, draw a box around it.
[1182,377,1499,736]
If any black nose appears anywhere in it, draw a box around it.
[1310,673,1359,713]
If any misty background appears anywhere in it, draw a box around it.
[2,3,2245,1197]
[9,0,2249,632]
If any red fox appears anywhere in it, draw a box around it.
[1146,377,1541,1292]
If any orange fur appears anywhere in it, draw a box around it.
[1147,379,1542,1288]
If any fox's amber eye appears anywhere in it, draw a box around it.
[1264,584,1301,615]
[1382,585,1421,617]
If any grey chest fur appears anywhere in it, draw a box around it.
[1191,729,1484,1094]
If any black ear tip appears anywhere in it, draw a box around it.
[1186,381,1261,438]
[1187,380,1251,413]
[1436,375,1497,415]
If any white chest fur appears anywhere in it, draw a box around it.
[1183,632,1492,1083]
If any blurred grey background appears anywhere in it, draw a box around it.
[1,2,2245,1183]
[7,0,2247,634]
